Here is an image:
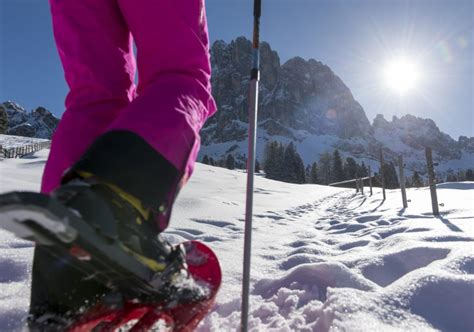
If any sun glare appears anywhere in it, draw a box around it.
[383,57,420,95]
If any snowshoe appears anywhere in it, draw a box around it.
[0,183,221,330]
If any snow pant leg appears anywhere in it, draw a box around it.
[31,0,135,318]
[71,0,217,231]
[41,0,136,194]
[112,0,216,180]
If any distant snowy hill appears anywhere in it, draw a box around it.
[0,145,473,331]
[0,102,58,139]
[201,37,474,178]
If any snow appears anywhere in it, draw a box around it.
[0,134,49,149]
[0,148,473,331]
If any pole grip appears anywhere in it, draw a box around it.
[254,0,261,18]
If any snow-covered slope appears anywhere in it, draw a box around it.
[0,150,473,331]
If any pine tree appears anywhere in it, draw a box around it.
[344,157,358,180]
[277,142,285,180]
[202,155,210,165]
[389,161,400,188]
[283,143,298,183]
[217,157,225,168]
[446,173,457,182]
[332,149,344,183]
[255,159,261,173]
[412,171,423,187]
[263,141,279,180]
[209,157,215,166]
[360,162,369,177]
[309,162,318,184]
[305,164,311,182]
[295,152,306,184]
[381,161,399,189]
[226,154,235,170]
[466,169,474,181]
[319,152,332,185]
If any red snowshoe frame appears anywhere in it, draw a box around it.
[67,241,221,331]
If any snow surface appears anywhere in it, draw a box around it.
[0,135,49,149]
[0,149,473,331]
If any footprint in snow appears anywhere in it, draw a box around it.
[376,226,409,239]
[339,240,370,251]
[197,235,221,243]
[355,215,381,223]
[192,219,234,228]
[280,254,325,270]
[254,214,285,221]
[329,223,367,234]
[166,228,203,240]
[422,235,474,243]
[360,247,450,287]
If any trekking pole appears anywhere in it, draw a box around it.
[241,0,261,330]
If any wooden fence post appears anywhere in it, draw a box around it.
[425,147,439,215]
[398,155,408,208]
[355,178,359,193]
[360,177,364,195]
[379,149,386,200]
[368,165,373,196]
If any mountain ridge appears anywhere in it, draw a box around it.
[201,36,473,177]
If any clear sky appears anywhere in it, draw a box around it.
[1,0,472,139]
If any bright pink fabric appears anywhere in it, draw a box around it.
[42,0,216,193]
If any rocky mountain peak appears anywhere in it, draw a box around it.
[0,101,59,139]
[373,113,462,160]
[206,36,372,145]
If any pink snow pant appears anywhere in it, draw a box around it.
[42,0,216,193]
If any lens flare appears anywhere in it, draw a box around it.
[383,57,420,95]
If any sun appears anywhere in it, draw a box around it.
[383,56,420,95]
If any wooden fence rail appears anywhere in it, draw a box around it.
[329,147,440,215]
[0,141,51,160]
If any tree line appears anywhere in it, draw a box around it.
[200,141,474,187]
[263,141,376,185]
[201,154,261,172]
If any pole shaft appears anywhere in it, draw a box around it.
[241,80,258,331]
[398,155,408,208]
[241,1,261,330]
[425,147,439,215]
[368,165,373,196]
[379,149,386,200]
